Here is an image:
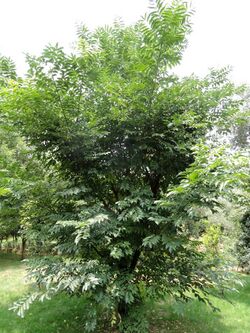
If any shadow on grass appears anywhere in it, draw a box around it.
[148,300,229,333]
[148,275,250,333]
[0,252,23,272]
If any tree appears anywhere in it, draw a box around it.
[0,125,47,255]
[231,90,250,149]
[2,1,247,332]
[0,55,20,247]
[0,55,16,86]
[237,212,250,272]
[0,55,49,255]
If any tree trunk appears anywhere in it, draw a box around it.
[117,300,129,333]
[118,300,128,318]
[21,237,26,260]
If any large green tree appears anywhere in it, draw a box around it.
[2,1,247,332]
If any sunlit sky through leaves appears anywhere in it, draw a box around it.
[1,0,250,84]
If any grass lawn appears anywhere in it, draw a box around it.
[0,253,90,333]
[148,277,250,333]
[0,253,249,333]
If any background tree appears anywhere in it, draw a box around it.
[0,55,47,256]
[236,212,250,272]
[0,55,16,86]
[0,124,47,256]
[231,90,250,149]
[0,55,20,248]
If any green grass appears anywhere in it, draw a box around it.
[148,276,250,333]
[0,253,249,333]
[0,253,90,333]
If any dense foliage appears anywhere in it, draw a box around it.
[237,212,250,272]
[0,56,23,246]
[0,1,249,332]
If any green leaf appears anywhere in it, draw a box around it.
[142,235,160,248]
